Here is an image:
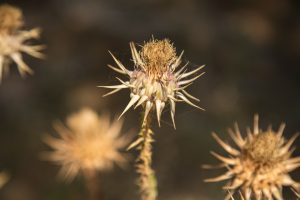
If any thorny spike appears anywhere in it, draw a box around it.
[155,100,163,127]
[118,95,140,120]
[228,128,244,148]
[254,190,262,200]
[223,178,243,189]
[127,137,143,151]
[210,151,236,165]
[177,93,205,110]
[20,45,45,59]
[169,99,176,129]
[108,51,130,74]
[212,132,239,156]
[171,50,184,70]
[179,65,205,79]
[234,122,244,143]
[143,101,152,123]
[244,188,251,200]
[178,72,205,86]
[173,82,193,91]
[102,88,123,97]
[116,77,134,87]
[98,84,128,89]
[135,95,148,109]
[280,133,299,155]
[277,123,286,138]
[271,186,282,200]
[204,171,233,182]
[130,42,145,69]
[262,188,272,200]
[182,89,200,102]
[174,61,189,76]
[107,64,127,74]
[11,53,33,76]
[202,163,227,169]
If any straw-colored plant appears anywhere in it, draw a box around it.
[42,108,129,199]
[204,114,300,200]
[100,38,205,200]
[0,4,44,82]
[0,171,9,189]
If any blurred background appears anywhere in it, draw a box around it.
[0,0,300,199]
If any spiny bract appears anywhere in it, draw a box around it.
[43,108,129,181]
[99,38,205,128]
[204,115,300,200]
[0,4,44,82]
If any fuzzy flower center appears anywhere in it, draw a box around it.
[0,4,23,33]
[246,131,282,164]
[141,39,176,77]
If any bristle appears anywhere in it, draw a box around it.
[205,115,300,200]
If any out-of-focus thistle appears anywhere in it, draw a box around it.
[204,115,300,200]
[0,171,9,189]
[99,38,205,128]
[100,38,205,200]
[43,108,129,200]
[43,108,129,180]
[0,4,44,82]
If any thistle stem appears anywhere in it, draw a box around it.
[83,170,100,200]
[136,113,157,200]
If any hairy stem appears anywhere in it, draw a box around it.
[136,113,157,200]
[83,169,100,200]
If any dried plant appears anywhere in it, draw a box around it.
[204,114,300,200]
[42,108,129,199]
[0,4,44,82]
[100,38,205,200]
[99,38,204,128]
[0,171,9,189]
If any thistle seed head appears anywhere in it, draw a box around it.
[42,108,129,181]
[141,39,176,77]
[0,4,44,83]
[99,38,205,128]
[0,4,23,33]
[205,115,300,200]
[245,131,283,164]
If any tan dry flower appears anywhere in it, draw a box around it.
[43,108,129,181]
[0,171,9,189]
[0,4,44,82]
[99,38,205,128]
[204,115,300,200]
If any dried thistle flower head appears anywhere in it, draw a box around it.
[99,38,205,128]
[0,4,23,33]
[0,4,44,82]
[204,115,300,200]
[0,171,9,189]
[43,108,129,181]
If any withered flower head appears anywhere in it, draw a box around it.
[0,4,44,82]
[99,38,205,128]
[0,4,23,33]
[204,115,300,200]
[43,108,129,181]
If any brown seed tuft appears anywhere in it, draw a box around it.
[141,39,176,75]
[0,4,23,33]
[245,131,282,164]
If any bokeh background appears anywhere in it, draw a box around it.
[0,0,300,199]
